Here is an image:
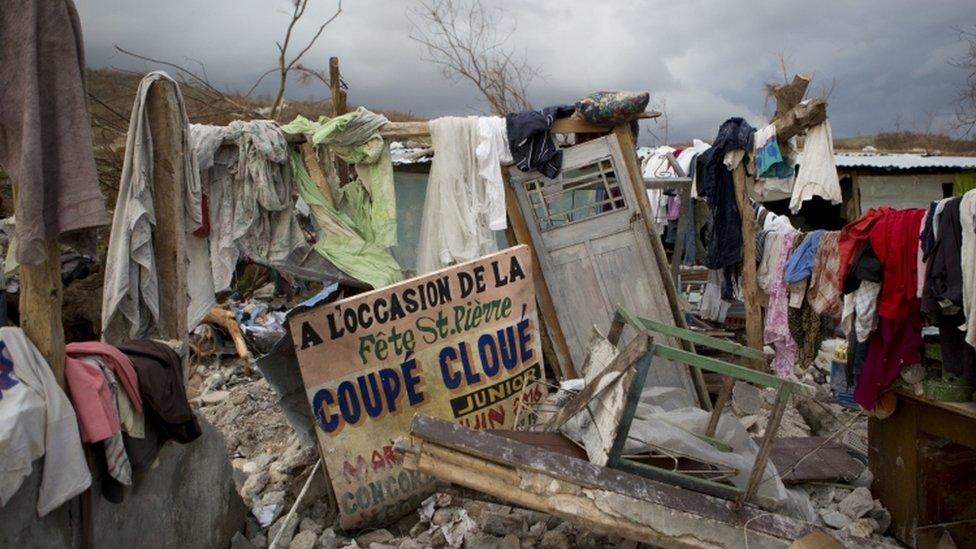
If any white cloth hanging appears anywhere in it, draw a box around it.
[0,327,91,516]
[417,117,498,274]
[960,190,976,348]
[101,72,216,343]
[475,117,512,231]
[790,120,842,213]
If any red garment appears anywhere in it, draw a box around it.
[837,207,892,294]
[854,315,922,409]
[66,342,142,413]
[65,356,120,443]
[868,208,926,320]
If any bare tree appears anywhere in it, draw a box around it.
[268,0,343,119]
[408,0,540,115]
[951,27,976,136]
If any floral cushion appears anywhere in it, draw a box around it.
[575,91,650,125]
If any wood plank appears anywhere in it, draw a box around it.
[732,163,764,368]
[403,414,889,547]
[758,437,865,484]
[652,344,815,396]
[485,430,588,460]
[543,333,651,431]
[771,74,811,118]
[504,181,577,378]
[612,125,712,410]
[773,99,827,142]
[617,306,765,360]
[738,385,789,507]
[146,80,188,348]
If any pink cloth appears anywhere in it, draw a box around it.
[764,232,797,378]
[66,342,142,413]
[65,356,120,443]
[854,315,922,410]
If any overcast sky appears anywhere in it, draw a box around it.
[78,0,976,143]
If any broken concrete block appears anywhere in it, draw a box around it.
[820,510,851,530]
[291,530,319,549]
[732,381,764,415]
[539,530,570,549]
[269,515,300,548]
[478,511,527,537]
[241,471,270,501]
[843,517,879,538]
[838,487,874,519]
[356,529,395,547]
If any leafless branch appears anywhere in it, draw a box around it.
[408,0,540,115]
[950,26,976,136]
[269,0,344,120]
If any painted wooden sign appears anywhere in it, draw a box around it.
[289,245,545,529]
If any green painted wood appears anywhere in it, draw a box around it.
[606,348,655,468]
[615,458,744,501]
[652,345,815,397]
[616,307,765,361]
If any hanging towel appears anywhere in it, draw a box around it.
[764,232,798,378]
[290,152,402,288]
[476,117,513,230]
[790,121,842,213]
[417,117,498,274]
[0,328,91,516]
[783,230,823,283]
[282,108,397,248]
[0,0,111,266]
[960,190,976,348]
[66,341,142,413]
[101,72,216,344]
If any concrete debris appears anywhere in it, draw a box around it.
[838,487,875,519]
[731,380,764,415]
[820,510,851,529]
[290,530,319,549]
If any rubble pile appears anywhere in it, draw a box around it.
[199,357,625,549]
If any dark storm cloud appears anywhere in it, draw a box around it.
[77,0,976,142]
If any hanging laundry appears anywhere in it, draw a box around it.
[764,232,798,378]
[806,231,842,317]
[837,206,893,294]
[476,117,513,230]
[416,117,499,274]
[699,269,731,322]
[754,124,783,177]
[854,315,922,410]
[102,72,216,344]
[0,0,111,266]
[783,229,823,283]
[290,152,402,289]
[65,341,142,414]
[282,107,397,248]
[0,328,91,516]
[700,118,755,270]
[84,357,133,489]
[192,120,308,293]
[960,190,976,349]
[790,120,842,213]
[118,340,201,444]
[506,105,576,179]
[675,139,711,195]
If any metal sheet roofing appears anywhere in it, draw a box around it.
[832,153,976,171]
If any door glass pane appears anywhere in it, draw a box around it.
[525,157,626,231]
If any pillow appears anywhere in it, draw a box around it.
[575,91,650,125]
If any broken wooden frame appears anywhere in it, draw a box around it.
[395,414,884,548]
[561,306,814,508]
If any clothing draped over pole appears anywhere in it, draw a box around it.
[101,71,216,344]
[790,120,841,213]
[417,117,499,274]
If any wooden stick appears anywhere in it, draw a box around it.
[147,79,189,374]
[737,386,789,507]
[732,163,763,368]
[705,376,735,437]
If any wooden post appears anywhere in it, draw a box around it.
[146,80,188,346]
[737,385,790,507]
[732,163,763,367]
[329,56,347,116]
[19,236,65,385]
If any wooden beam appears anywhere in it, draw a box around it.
[146,80,188,347]
[504,182,576,378]
[771,74,811,118]
[737,385,790,507]
[329,56,347,117]
[612,125,712,410]
[732,163,764,368]
[772,98,827,142]
[19,236,65,385]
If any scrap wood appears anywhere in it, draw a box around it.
[201,306,252,375]
[542,333,651,432]
[396,415,889,549]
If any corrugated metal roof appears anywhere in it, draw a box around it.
[832,153,976,170]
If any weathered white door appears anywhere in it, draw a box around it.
[511,134,696,403]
